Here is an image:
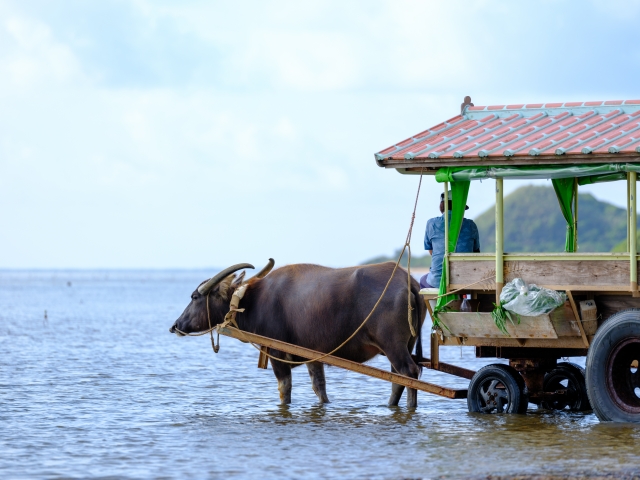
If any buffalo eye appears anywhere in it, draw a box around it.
[191,293,199,301]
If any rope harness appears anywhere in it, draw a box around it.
[175,284,249,352]
[178,169,427,365]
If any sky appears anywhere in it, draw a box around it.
[1,0,640,269]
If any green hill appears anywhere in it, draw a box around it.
[362,248,431,268]
[613,234,639,252]
[474,185,626,253]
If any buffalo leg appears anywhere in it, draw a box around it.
[388,365,405,406]
[385,348,420,408]
[271,359,292,405]
[306,362,330,403]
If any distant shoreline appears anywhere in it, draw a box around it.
[410,267,429,276]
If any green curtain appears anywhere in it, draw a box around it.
[435,181,470,312]
[577,172,626,186]
[551,178,576,252]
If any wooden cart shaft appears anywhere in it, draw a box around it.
[217,326,468,399]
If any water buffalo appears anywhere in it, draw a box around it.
[170,260,426,407]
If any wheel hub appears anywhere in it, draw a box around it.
[480,379,509,413]
[606,337,640,414]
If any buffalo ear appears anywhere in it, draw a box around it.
[217,274,235,300]
[231,271,246,288]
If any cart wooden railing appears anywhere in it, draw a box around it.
[447,252,639,293]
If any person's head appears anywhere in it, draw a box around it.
[439,199,452,213]
[439,191,469,213]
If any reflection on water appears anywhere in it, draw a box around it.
[2,270,640,479]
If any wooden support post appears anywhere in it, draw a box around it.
[631,171,638,296]
[628,174,631,252]
[424,298,436,325]
[566,290,589,348]
[258,345,269,369]
[574,178,578,251]
[444,181,449,293]
[430,332,440,370]
[495,178,504,304]
[444,181,449,253]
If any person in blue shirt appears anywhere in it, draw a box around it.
[420,190,480,289]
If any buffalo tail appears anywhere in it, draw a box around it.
[411,281,426,370]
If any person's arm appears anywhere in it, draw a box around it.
[472,222,480,253]
[424,220,433,253]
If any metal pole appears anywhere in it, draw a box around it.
[630,171,638,295]
[444,181,449,293]
[627,174,631,252]
[444,181,449,254]
[574,178,578,251]
[495,178,504,304]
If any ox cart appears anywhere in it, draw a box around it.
[212,98,640,423]
[375,97,640,422]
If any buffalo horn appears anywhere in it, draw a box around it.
[198,263,255,295]
[248,258,275,281]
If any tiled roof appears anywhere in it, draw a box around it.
[376,100,640,168]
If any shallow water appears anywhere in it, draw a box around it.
[2,270,640,479]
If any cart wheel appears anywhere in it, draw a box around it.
[586,309,640,423]
[467,364,528,414]
[542,362,590,412]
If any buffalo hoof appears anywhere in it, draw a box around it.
[313,388,330,404]
[406,388,418,408]
[278,377,292,404]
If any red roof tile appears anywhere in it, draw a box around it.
[375,100,640,166]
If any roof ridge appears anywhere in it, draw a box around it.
[468,100,640,112]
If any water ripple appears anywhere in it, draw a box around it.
[2,270,640,479]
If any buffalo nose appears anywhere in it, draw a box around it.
[169,323,176,333]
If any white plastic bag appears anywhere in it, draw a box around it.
[500,278,566,317]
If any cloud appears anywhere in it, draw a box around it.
[1,0,640,268]
[125,1,474,92]
[0,14,85,89]
[590,0,640,20]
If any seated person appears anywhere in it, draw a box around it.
[420,191,480,289]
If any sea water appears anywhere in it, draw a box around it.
[2,270,640,479]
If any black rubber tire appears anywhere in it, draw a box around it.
[467,364,528,414]
[586,309,640,423]
[542,362,591,412]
